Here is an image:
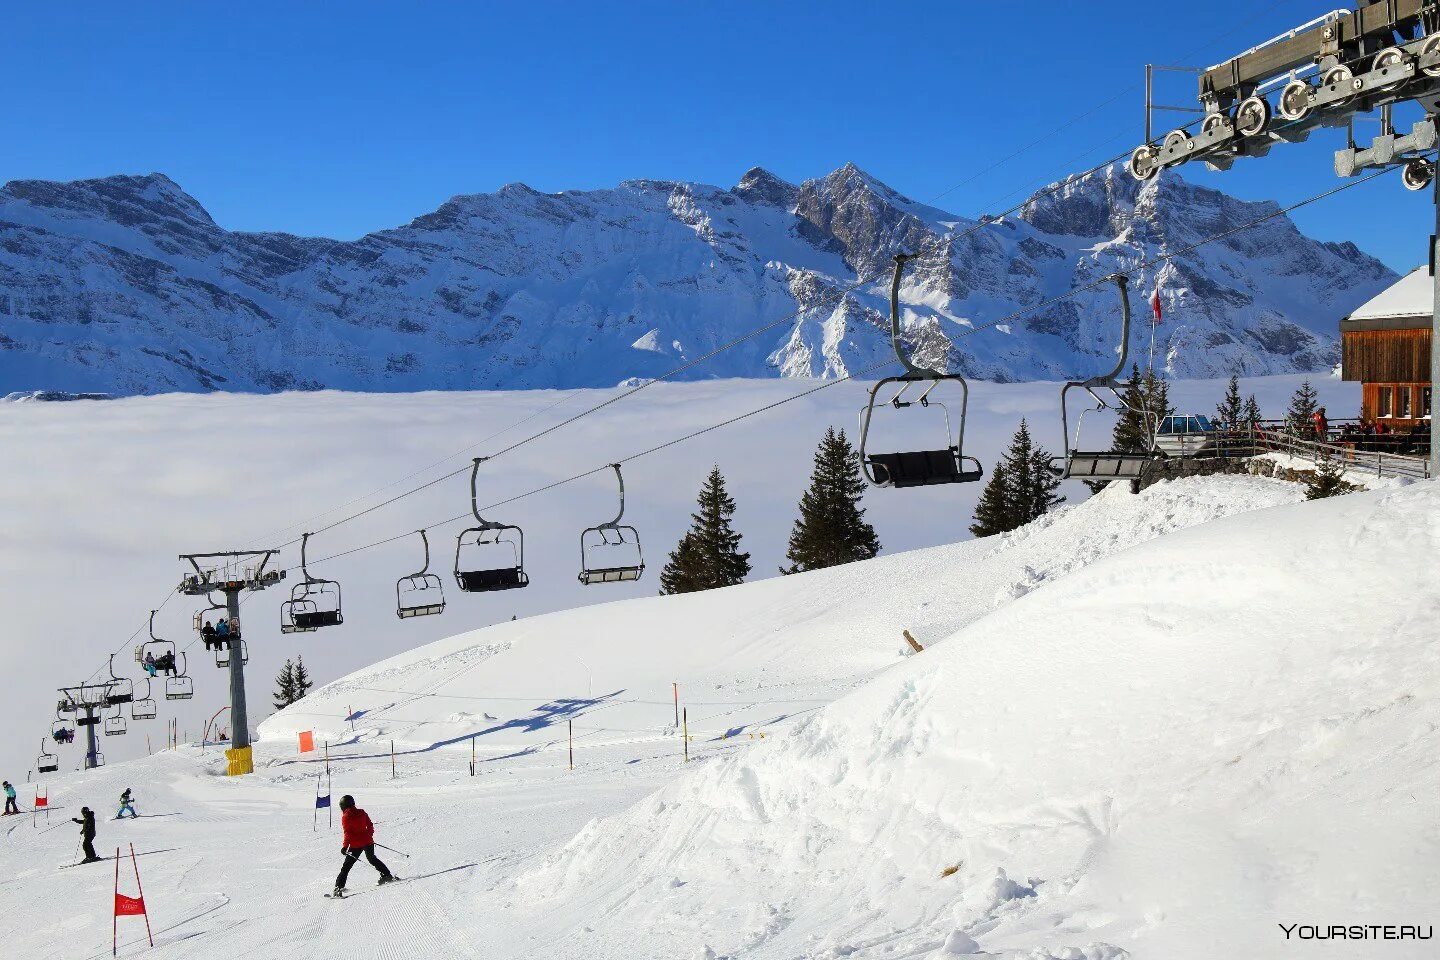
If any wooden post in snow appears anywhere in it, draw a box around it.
[568,720,573,771]
[683,708,689,763]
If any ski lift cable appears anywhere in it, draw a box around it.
[58,2,1379,692]
[273,149,1149,554]
[283,156,1411,574]
[254,2,1306,554]
[256,387,586,546]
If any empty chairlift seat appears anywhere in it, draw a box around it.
[396,530,446,618]
[1049,274,1164,483]
[578,464,645,585]
[859,253,984,490]
[281,533,343,632]
[455,458,530,594]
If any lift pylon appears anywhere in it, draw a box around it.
[178,549,283,775]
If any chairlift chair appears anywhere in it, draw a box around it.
[37,740,60,774]
[396,529,446,618]
[104,657,134,705]
[859,253,984,488]
[130,679,158,721]
[91,752,106,768]
[216,641,249,669]
[578,464,645,585]
[51,718,75,744]
[455,458,530,593]
[103,708,127,737]
[139,609,183,673]
[281,533,343,632]
[166,674,194,701]
[1048,274,1164,482]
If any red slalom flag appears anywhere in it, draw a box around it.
[113,843,154,955]
[1150,279,1163,325]
[114,892,147,916]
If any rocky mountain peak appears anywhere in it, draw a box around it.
[733,167,797,207]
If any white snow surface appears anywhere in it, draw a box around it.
[3,473,1434,958]
[512,481,1440,960]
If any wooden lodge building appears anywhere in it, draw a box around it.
[1340,267,1433,427]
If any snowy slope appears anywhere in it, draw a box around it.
[0,373,1359,780]
[0,164,1393,396]
[258,476,1305,754]
[3,475,1432,960]
[2,472,1324,960]
[513,482,1440,960]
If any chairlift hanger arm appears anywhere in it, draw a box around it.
[887,253,942,379]
[469,458,504,530]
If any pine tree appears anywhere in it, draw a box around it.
[273,659,296,710]
[1305,453,1355,500]
[293,656,313,700]
[659,466,752,594]
[1110,366,1173,454]
[1242,394,1263,427]
[1285,380,1320,437]
[1215,375,1243,430]
[970,419,1064,537]
[782,427,880,574]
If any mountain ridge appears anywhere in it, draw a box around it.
[0,163,1396,395]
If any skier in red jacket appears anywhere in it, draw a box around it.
[333,795,396,896]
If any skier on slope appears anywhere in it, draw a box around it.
[332,795,396,896]
[72,806,100,863]
[116,787,138,819]
[2,781,18,815]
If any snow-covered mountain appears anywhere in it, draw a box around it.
[0,164,1395,396]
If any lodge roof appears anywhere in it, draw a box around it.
[1342,266,1432,332]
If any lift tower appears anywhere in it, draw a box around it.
[178,550,283,775]
[58,683,114,770]
[1131,0,1439,477]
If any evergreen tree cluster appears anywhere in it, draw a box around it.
[659,430,882,595]
[1112,365,1172,453]
[969,419,1064,538]
[273,656,313,710]
[1215,374,1263,436]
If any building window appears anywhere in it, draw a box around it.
[1423,385,1432,419]
[1378,386,1394,418]
[1399,386,1413,419]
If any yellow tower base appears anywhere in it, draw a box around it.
[225,746,254,776]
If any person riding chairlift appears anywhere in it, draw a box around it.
[216,618,231,646]
[201,619,217,651]
[142,653,158,678]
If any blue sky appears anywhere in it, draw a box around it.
[1,0,1429,269]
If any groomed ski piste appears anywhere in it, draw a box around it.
[5,471,1437,959]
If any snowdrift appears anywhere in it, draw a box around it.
[509,483,1440,959]
[262,477,1303,765]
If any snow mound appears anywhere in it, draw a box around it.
[511,483,1440,959]
[262,476,1303,756]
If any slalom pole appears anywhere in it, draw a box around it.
[130,843,154,949]
[391,740,396,780]
[470,735,476,777]
[673,682,679,727]
[568,720,573,771]
[113,849,120,957]
[683,708,689,763]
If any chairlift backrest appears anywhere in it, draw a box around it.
[579,464,645,585]
[858,253,983,489]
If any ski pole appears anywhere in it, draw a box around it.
[373,842,410,859]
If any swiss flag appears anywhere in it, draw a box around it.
[1150,279,1163,325]
[114,893,147,917]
